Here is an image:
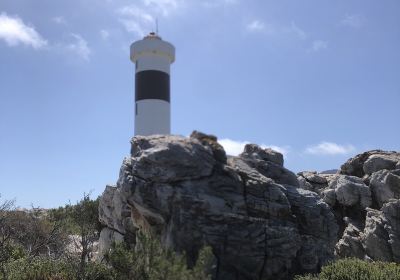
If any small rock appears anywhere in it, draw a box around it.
[240,144,284,166]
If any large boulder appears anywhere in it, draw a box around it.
[327,175,371,209]
[98,133,337,279]
[297,171,329,194]
[335,219,365,259]
[99,137,400,278]
[369,169,400,208]
[363,200,400,262]
[340,150,400,177]
[364,155,400,175]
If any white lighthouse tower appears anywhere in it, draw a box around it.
[130,32,175,136]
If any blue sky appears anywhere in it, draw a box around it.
[0,0,399,208]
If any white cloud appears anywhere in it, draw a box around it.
[305,142,355,156]
[202,0,238,8]
[245,20,276,35]
[119,19,148,37]
[52,16,67,25]
[100,29,110,40]
[118,5,154,22]
[117,5,155,37]
[310,40,328,52]
[66,34,91,61]
[289,22,306,40]
[0,13,47,49]
[246,20,266,32]
[143,0,181,16]
[219,139,249,156]
[341,14,364,28]
[219,138,289,157]
[263,145,290,157]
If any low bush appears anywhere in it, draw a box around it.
[2,257,114,280]
[106,232,213,280]
[295,258,400,280]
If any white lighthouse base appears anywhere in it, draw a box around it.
[134,99,170,136]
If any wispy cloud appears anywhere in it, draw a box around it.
[143,0,182,16]
[310,40,328,52]
[0,13,47,49]
[117,5,154,37]
[202,0,238,8]
[65,33,91,61]
[100,29,110,40]
[305,142,355,156]
[118,5,154,22]
[246,20,275,34]
[219,138,289,157]
[52,16,67,25]
[289,21,307,40]
[340,14,365,29]
[246,20,265,32]
[218,139,249,156]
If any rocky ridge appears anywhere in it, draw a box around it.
[99,132,400,279]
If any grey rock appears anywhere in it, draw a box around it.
[363,155,400,175]
[98,185,127,234]
[335,221,365,259]
[98,227,124,258]
[321,189,336,207]
[335,200,400,262]
[297,171,329,194]
[363,207,393,261]
[341,150,400,177]
[381,200,400,262]
[297,176,315,192]
[99,132,337,279]
[240,144,284,166]
[99,134,400,277]
[369,169,400,208]
[190,131,227,164]
[329,175,371,209]
[237,147,299,187]
[298,171,328,185]
[130,135,216,182]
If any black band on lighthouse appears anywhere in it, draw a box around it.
[135,70,170,102]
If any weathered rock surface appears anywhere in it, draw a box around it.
[99,132,400,279]
[99,133,337,279]
[328,175,371,209]
[369,169,400,208]
[297,171,329,194]
[297,150,400,264]
[340,150,400,177]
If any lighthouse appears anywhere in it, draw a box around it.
[130,32,175,136]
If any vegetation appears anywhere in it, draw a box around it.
[105,232,213,280]
[3,194,400,280]
[0,194,213,280]
[295,258,400,280]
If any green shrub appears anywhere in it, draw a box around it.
[2,257,114,280]
[295,258,400,280]
[106,232,213,280]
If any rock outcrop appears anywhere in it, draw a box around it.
[98,132,400,279]
[298,150,400,263]
[99,133,337,279]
